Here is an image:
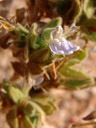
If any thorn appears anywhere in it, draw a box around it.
[49,61,57,79]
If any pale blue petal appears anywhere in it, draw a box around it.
[59,38,70,50]
[59,37,80,54]
[34,75,44,85]
[49,43,64,55]
[68,41,80,51]
[49,35,80,55]
[49,43,57,54]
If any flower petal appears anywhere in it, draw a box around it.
[59,37,80,55]
[49,26,80,55]
[68,41,80,51]
[49,43,64,55]
[49,42,64,55]
[51,25,63,40]
[34,75,44,85]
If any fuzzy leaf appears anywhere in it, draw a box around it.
[84,0,96,18]
[44,17,62,29]
[32,96,56,115]
[30,113,40,128]
[22,100,45,126]
[8,86,25,103]
[59,67,87,78]
[17,23,29,35]
[58,48,94,89]
[3,81,25,103]
[64,48,87,67]
[28,33,38,49]
[23,116,33,128]
[12,23,29,47]
[23,101,34,116]
[60,77,94,89]
[30,101,45,124]
[83,31,96,42]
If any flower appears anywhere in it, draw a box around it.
[49,26,80,55]
[28,74,44,89]
[50,25,63,40]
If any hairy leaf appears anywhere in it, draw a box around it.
[64,48,87,67]
[32,96,56,115]
[84,0,96,18]
[60,77,94,89]
[23,116,33,128]
[3,81,25,103]
[59,67,87,78]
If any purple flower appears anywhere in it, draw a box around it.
[49,26,80,55]
[28,75,44,87]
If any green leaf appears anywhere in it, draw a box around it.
[23,116,33,128]
[32,96,56,115]
[12,23,29,48]
[84,0,96,18]
[31,102,45,124]
[23,100,45,124]
[23,101,34,116]
[8,86,25,103]
[28,33,38,49]
[28,23,39,49]
[64,48,87,67]
[72,0,81,23]
[83,31,96,42]
[20,100,42,128]
[30,112,40,128]
[60,77,94,89]
[59,67,87,78]
[17,23,29,35]
[58,48,94,89]
[44,17,62,29]
[3,81,25,103]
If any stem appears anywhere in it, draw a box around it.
[72,121,96,128]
